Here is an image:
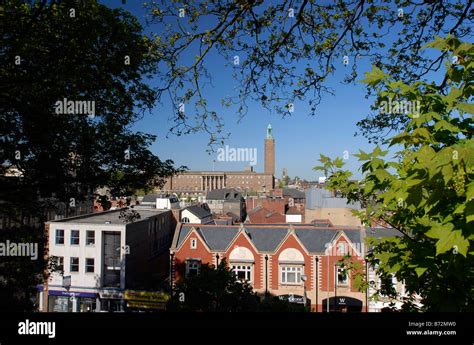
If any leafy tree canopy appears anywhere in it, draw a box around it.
[0,0,183,310]
[146,0,472,145]
[314,36,473,311]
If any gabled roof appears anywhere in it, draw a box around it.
[183,205,212,219]
[296,229,361,253]
[173,224,362,254]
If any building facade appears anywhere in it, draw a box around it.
[170,223,368,312]
[158,125,275,194]
[42,208,174,312]
[206,188,246,222]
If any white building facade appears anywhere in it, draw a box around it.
[42,208,173,312]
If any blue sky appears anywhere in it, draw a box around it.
[100,1,439,181]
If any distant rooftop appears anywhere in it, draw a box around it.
[306,188,361,210]
[142,193,176,203]
[283,188,305,199]
[206,188,242,200]
[48,208,168,225]
[184,205,212,219]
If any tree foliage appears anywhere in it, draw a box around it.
[0,0,183,310]
[314,36,473,311]
[146,0,472,145]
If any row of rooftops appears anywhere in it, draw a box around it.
[172,223,402,254]
[141,187,306,202]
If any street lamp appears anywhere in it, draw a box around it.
[265,255,269,297]
[326,256,330,312]
[335,263,338,312]
[315,257,319,312]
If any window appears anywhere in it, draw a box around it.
[338,242,347,255]
[70,230,80,245]
[55,230,64,245]
[190,238,197,249]
[70,257,79,272]
[86,231,95,246]
[56,256,64,272]
[182,217,190,223]
[336,267,349,286]
[232,265,252,282]
[281,266,302,284]
[186,260,200,277]
[85,258,95,273]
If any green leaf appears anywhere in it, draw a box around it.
[435,229,469,257]
[415,267,428,277]
[360,66,388,86]
[422,36,449,51]
[425,223,453,240]
[466,182,474,201]
[466,200,474,223]
[457,103,474,114]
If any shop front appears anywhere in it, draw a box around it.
[322,296,363,312]
[99,290,124,312]
[48,290,97,312]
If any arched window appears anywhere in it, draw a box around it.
[181,217,190,223]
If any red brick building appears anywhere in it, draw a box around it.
[246,196,287,214]
[245,206,286,223]
[170,223,367,312]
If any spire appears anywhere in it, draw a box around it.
[266,124,273,139]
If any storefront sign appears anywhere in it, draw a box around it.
[62,275,71,290]
[49,290,97,299]
[278,294,305,304]
[99,291,123,299]
[124,290,170,303]
[124,290,169,309]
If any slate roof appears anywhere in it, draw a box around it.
[174,224,362,254]
[206,188,242,201]
[184,205,212,219]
